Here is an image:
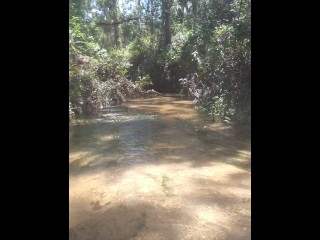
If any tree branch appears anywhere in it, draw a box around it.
[96,17,139,26]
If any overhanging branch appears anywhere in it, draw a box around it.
[96,17,139,26]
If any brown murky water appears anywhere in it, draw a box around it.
[69,94,251,240]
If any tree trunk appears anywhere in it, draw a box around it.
[112,0,122,48]
[162,0,171,47]
[191,0,198,16]
[147,0,155,34]
[137,0,142,31]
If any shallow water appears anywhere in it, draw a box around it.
[69,94,251,240]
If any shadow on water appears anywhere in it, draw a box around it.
[69,96,251,239]
[70,95,250,177]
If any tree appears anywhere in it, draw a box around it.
[160,0,172,47]
[69,0,251,129]
[111,0,122,48]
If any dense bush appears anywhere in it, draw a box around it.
[69,16,147,119]
[176,0,251,132]
[69,0,251,132]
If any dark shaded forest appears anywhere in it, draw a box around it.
[69,0,251,132]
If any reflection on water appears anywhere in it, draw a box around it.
[69,94,251,240]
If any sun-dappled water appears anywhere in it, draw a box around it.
[69,94,251,240]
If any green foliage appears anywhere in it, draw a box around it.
[174,0,251,130]
[69,0,251,131]
[199,90,235,124]
[96,48,132,81]
[69,14,140,116]
[136,75,153,89]
[126,36,157,84]
[168,24,192,63]
[69,16,100,56]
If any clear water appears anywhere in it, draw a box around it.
[69,94,251,240]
